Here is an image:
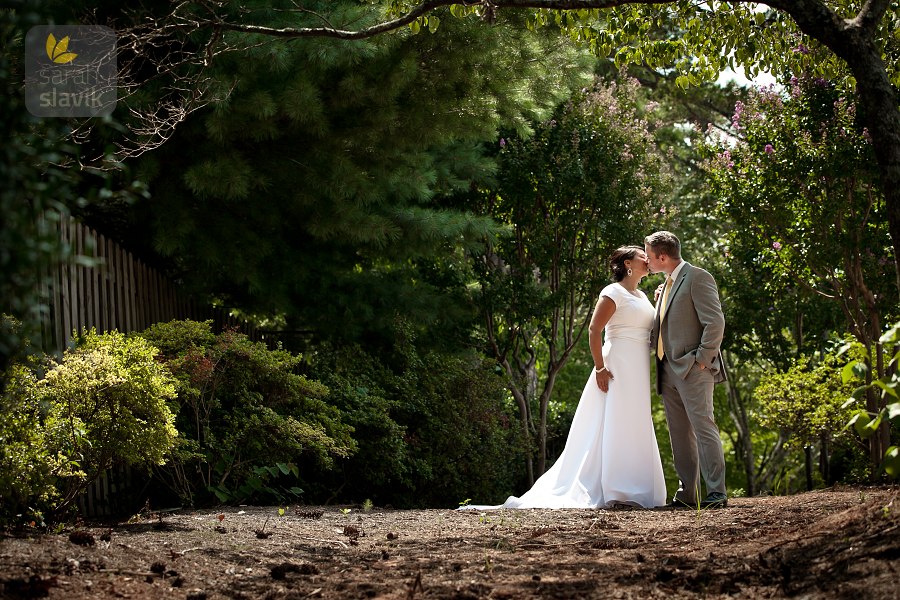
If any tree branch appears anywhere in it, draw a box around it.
[212,0,455,40]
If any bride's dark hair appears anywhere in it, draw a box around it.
[609,245,644,282]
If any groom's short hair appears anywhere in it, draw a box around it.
[645,231,681,259]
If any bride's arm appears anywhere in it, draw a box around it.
[589,295,617,392]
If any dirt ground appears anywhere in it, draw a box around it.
[1,486,898,599]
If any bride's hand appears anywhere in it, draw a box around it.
[595,367,613,392]
[654,283,664,302]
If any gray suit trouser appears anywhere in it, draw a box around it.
[659,357,726,502]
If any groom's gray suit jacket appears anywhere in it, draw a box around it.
[650,262,727,394]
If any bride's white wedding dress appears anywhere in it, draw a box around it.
[464,283,667,509]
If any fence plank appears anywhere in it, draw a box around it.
[38,217,261,350]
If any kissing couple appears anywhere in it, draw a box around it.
[463,231,728,511]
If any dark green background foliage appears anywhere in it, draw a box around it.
[107,7,593,347]
[0,6,75,378]
[136,320,354,506]
[306,323,523,508]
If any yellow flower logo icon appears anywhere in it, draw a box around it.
[45,33,77,64]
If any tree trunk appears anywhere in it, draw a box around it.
[535,365,565,477]
[819,435,830,484]
[724,354,755,496]
[804,446,814,491]
[501,358,535,486]
[875,340,891,460]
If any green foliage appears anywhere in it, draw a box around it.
[0,362,62,526]
[120,5,594,346]
[478,75,670,338]
[35,329,179,513]
[0,9,74,379]
[136,320,354,506]
[209,462,304,505]
[705,76,895,353]
[0,316,68,526]
[755,345,863,452]
[843,322,900,477]
[403,2,900,91]
[306,324,522,507]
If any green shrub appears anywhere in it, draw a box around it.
[756,340,871,486]
[36,329,179,514]
[307,327,521,508]
[136,320,355,506]
[1,315,56,525]
[0,362,72,527]
[397,350,522,507]
[842,321,900,478]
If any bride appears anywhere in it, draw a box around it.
[464,246,666,509]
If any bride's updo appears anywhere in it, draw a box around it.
[609,245,644,282]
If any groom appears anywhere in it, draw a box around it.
[645,231,728,509]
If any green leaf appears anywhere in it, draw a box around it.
[409,20,421,35]
[873,378,899,399]
[887,402,900,421]
[882,446,900,478]
[277,462,291,475]
[879,322,900,344]
[834,342,854,357]
[428,15,440,34]
[848,411,871,437]
[210,485,230,503]
[857,412,883,439]
[289,486,304,495]
[842,361,867,384]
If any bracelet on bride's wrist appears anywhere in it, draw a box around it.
[594,366,608,375]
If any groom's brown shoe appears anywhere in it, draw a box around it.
[699,492,728,509]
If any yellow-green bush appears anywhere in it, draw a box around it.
[0,323,178,523]
[39,330,179,514]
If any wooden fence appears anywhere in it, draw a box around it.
[38,217,259,354]
[35,217,263,516]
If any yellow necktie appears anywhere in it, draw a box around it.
[657,276,674,359]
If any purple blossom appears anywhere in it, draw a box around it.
[772,241,782,251]
[794,44,810,55]
[499,138,506,148]
[732,101,744,130]
[765,144,775,155]
[717,150,734,169]
[659,206,667,215]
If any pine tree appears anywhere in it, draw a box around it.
[119,6,594,343]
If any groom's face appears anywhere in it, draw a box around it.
[645,244,664,274]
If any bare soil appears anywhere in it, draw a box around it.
[2,486,898,599]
